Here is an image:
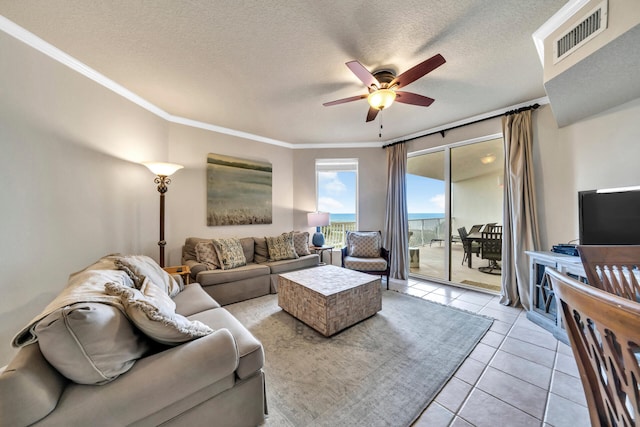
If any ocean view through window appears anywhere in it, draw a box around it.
[316,159,358,247]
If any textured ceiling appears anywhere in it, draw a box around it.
[0,0,567,146]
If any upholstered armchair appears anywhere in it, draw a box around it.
[341,231,391,289]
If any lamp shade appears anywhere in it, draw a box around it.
[143,162,184,176]
[367,89,396,110]
[307,212,330,227]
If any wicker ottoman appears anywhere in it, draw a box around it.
[278,265,382,336]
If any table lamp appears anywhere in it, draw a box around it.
[307,212,330,247]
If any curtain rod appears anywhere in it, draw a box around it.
[382,103,540,149]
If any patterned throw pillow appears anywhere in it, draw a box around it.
[288,231,310,256]
[194,241,219,270]
[347,231,381,258]
[266,232,299,261]
[212,238,247,270]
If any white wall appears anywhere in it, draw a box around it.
[0,33,168,363]
[292,148,388,233]
[452,173,503,233]
[164,124,295,266]
[534,98,640,248]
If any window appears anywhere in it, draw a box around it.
[315,159,358,247]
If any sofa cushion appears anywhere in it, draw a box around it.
[343,256,388,271]
[212,238,247,270]
[183,237,212,263]
[240,237,255,263]
[105,280,214,346]
[347,231,381,258]
[195,241,220,270]
[188,308,264,380]
[115,254,182,297]
[0,343,67,427]
[266,254,320,275]
[253,237,270,263]
[196,263,270,286]
[291,231,311,256]
[34,302,150,385]
[266,232,299,261]
[173,283,221,317]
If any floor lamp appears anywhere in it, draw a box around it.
[143,162,183,267]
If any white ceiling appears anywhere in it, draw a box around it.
[0,0,567,146]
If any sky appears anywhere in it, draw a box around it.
[317,171,444,214]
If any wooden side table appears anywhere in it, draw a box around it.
[163,265,191,285]
[309,245,335,265]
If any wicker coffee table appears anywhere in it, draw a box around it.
[278,265,382,336]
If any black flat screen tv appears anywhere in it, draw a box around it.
[579,188,640,245]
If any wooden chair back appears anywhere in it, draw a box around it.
[546,267,640,427]
[577,245,640,301]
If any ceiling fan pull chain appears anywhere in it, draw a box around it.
[379,111,383,138]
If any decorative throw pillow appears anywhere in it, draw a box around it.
[211,238,247,270]
[347,231,381,258]
[266,232,299,261]
[115,254,182,297]
[35,302,150,385]
[105,280,214,345]
[289,231,311,256]
[253,237,270,263]
[195,241,219,270]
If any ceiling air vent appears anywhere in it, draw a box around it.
[553,0,608,63]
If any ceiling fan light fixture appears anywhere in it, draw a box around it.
[480,154,496,164]
[367,88,396,110]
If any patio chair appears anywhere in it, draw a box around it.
[482,222,497,232]
[341,231,391,289]
[577,245,640,301]
[458,227,480,266]
[546,267,640,427]
[478,225,502,274]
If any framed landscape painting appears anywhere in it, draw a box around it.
[206,153,272,226]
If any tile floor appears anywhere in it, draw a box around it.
[389,277,591,427]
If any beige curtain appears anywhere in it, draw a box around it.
[500,110,540,310]
[384,143,409,280]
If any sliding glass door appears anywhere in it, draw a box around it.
[407,150,447,281]
[407,137,503,292]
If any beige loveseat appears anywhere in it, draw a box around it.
[182,232,320,305]
[0,255,266,426]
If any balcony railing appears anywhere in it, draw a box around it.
[409,217,446,247]
[319,222,357,247]
[317,217,446,249]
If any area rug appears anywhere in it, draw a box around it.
[226,290,492,426]
[461,279,501,293]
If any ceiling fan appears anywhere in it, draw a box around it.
[323,54,446,122]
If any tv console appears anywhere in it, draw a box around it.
[525,251,587,344]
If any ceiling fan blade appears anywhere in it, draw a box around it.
[346,60,380,89]
[323,94,368,107]
[366,107,379,122]
[395,91,435,107]
[390,54,446,89]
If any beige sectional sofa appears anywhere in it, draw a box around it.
[0,255,266,426]
[182,234,320,305]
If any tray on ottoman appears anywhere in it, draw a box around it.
[278,265,382,336]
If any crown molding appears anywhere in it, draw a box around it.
[1,14,551,152]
